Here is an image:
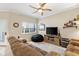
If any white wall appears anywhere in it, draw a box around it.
[39,8,79,39]
[0,12,38,42]
[0,20,8,32]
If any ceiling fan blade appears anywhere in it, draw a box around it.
[39,3,46,7]
[29,5,38,9]
[32,10,38,14]
[44,9,52,11]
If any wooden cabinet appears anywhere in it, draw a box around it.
[60,38,70,48]
[44,35,60,46]
[44,35,70,48]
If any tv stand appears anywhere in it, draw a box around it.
[45,34,60,38]
[44,35,60,46]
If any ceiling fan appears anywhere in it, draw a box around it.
[29,3,52,16]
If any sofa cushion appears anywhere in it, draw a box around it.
[28,44,47,55]
[65,51,79,56]
[8,36,43,56]
[70,41,79,46]
[12,43,43,56]
[65,39,79,56]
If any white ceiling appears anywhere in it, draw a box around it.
[0,3,79,19]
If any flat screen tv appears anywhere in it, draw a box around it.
[46,27,58,35]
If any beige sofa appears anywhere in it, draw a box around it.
[8,36,79,56]
[8,36,60,56]
[8,36,43,56]
[65,39,79,56]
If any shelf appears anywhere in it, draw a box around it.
[63,26,77,29]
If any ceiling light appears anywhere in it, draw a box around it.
[38,9,43,13]
[29,3,52,16]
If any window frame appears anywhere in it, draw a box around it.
[22,22,36,34]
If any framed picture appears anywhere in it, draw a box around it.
[39,24,45,31]
[13,22,19,28]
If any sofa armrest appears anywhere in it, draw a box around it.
[65,39,79,56]
[65,51,79,56]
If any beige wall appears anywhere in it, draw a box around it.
[39,8,79,39]
[0,12,38,41]
[8,12,38,41]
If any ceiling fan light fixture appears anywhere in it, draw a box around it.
[29,3,52,16]
[38,9,43,13]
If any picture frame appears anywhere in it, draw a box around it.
[13,22,19,28]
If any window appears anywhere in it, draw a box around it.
[29,23,36,32]
[0,20,7,43]
[22,22,36,34]
[0,32,5,42]
[39,24,45,31]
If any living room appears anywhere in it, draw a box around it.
[0,2,79,57]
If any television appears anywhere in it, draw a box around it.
[46,27,58,35]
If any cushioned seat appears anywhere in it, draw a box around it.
[8,36,43,56]
[8,36,61,56]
